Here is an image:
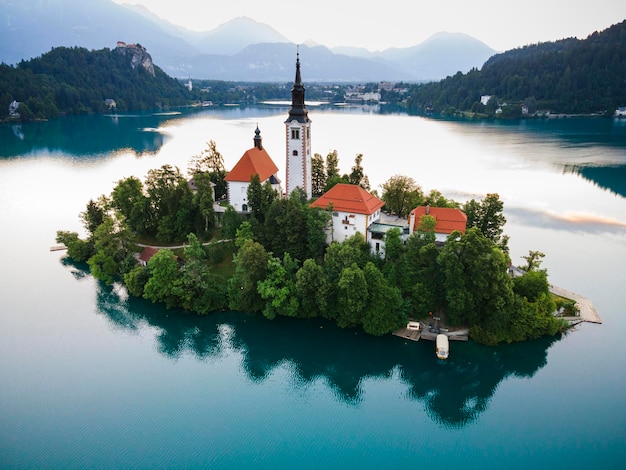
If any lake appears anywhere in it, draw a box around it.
[1,105,625,468]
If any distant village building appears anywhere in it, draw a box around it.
[310,183,384,247]
[224,127,281,212]
[8,100,19,118]
[408,205,467,243]
[480,95,492,106]
[104,99,116,110]
[615,106,626,117]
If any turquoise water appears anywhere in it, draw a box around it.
[1,107,625,468]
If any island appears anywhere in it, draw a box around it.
[55,53,599,346]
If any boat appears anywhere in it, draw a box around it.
[436,334,449,360]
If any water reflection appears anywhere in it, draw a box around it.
[0,113,169,158]
[564,164,626,198]
[507,206,626,235]
[72,260,559,429]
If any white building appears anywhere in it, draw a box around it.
[285,50,312,199]
[310,183,384,248]
[367,213,410,257]
[224,127,281,212]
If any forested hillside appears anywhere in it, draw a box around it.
[1,45,191,120]
[406,20,626,117]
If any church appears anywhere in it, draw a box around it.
[226,50,312,209]
[223,50,466,255]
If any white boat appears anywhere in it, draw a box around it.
[436,334,449,360]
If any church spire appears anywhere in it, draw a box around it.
[288,46,308,123]
[253,124,262,150]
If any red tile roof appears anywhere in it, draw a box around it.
[410,206,467,234]
[310,183,384,215]
[224,147,279,183]
[138,246,159,264]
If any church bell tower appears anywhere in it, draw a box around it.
[285,48,312,199]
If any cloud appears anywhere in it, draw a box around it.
[507,207,626,235]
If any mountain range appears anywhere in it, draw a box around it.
[0,0,496,82]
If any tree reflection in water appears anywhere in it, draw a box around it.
[84,263,559,429]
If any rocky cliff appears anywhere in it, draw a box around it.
[115,42,155,77]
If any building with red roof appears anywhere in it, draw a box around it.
[408,205,467,243]
[137,246,159,266]
[224,127,281,212]
[310,183,384,246]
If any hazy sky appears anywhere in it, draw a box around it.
[113,0,626,52]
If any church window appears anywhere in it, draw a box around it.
[291,129,300,139]
[293,150,298,156]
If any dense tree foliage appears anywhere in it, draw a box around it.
[406,20,626,116]
[380,175,459,218]
[1,46,190,120]
[59,162,567,344]
[188,140,227,201]
[463,193,509,251]
[110,164,216,243]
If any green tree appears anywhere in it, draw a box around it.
[463,193,508,250]
[257,253,300,319]
[520,250,546,272]
[415,213,438,246]
[188,140,227,200]
[228,239,269,313]
[348,153,370,190]
[246,175,278,226]
[80,197,107,238]
[336,263,368,328]
[325,150,340,181]
[143,249,181,308]
[235,221,255,248]
[438,228,514,332]
[110,176,147,234]
[361,262,405,335]
[295,258,329,318]
[324,150,347,191]
[124,265,150,297]
[191,171,215,235]
[381,227,403,284]
[55,230,92,262]
[513,269,550,302]
[86,216,132,285]
[305,206,330,262]
[424,189,459,208]
[175,233,226,313]
[144,165,195,242]
[311,152,327,197]
[261,196,308,261]
[381,175,424,217]
[221,206,243,239]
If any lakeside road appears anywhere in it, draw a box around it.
[135,239,233,250]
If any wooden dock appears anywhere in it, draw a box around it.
[393,322,469,342]
[49,244,67,252]
[393,327,422,341]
